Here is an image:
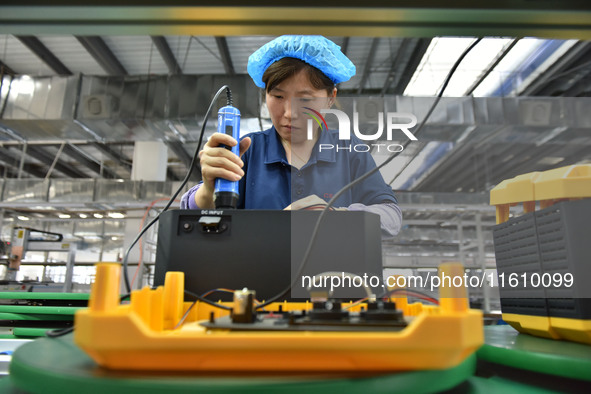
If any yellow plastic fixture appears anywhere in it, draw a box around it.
[74,263,483,372]
[490,164,591,223]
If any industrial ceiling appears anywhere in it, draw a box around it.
[0,2,589,275]
[0,2,590,201]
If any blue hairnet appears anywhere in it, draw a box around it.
[247,35,356,89]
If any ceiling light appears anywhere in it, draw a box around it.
[58,214,71,219]
[107,212,125,219]
[84,235,103,241]
[93,213,103,219]
[31,206,56,211]
[14,76,35,95]
[17,216,30,221]
[404,37,514,97]
[537,156,565,166]
[79,213,88,219]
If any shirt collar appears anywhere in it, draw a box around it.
[264,126,289,165]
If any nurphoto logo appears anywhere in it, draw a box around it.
[304,104,418,153]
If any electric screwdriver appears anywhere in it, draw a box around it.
[214,102,241,209]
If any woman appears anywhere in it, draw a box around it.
[181,35,402,235]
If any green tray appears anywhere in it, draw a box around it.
[9,334,476,394]
[458,376,557,393]
[0,292,90,300]
[478,325,591,382]
[0,305,81,315]
[0,312,73,321]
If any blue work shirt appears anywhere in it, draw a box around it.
[237,127,397,209]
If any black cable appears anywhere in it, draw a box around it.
[226,87,233,107]
[256,37,484,310]
[122,85,232,293]
[389,37,484,185]
[45,293,132,339]
[174,300,198,329]
[526,58,591,94]
[50,89,245,337]
[46,288,228,339]
[174,288,235,329]
[183,289,232,311]
[52,92,240,333]
[46,326,74,338]
[45,39,482,335]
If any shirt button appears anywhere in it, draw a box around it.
[297,171,302,177]
[296,188,303,195]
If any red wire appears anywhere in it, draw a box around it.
[386,289,439,305]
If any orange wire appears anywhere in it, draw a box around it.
[130,197,178,289]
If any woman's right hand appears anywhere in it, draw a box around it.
[195,133,251,208]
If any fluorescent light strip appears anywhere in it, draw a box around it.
[472,38,544,97]
[404,37,474,96]
[444,38,514,96]
[403,37,510,97]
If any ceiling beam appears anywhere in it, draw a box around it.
[13,145,88,178]
[0,60,17,76]
[165,140,200,181]
[556,45,591,96]
[520,41,591,96]
[341,37,350,56]
[381,38,411,95]
[561,74,591,97]
[335,37,350,90]
[562,73,591,96]
[488,144,560,184]
[0,123,26,141]
[390,38,432,95]
[61,144,120,179]
[0,148,47,178]
[356,37,380,94]
[0,164,11,178]
[215,36,235,76]
[481,144,555,191]
[16,35,72,75]
[76,36,127,75]
[410,142,477,192]
[90,142,132,171]
[166,168,182,182]
[165,140,193,169]
[151,36,181,74]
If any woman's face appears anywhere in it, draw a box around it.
[266,70,336,144]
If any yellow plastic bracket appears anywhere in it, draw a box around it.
[75,263,483,373]
[490,164,591,223]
